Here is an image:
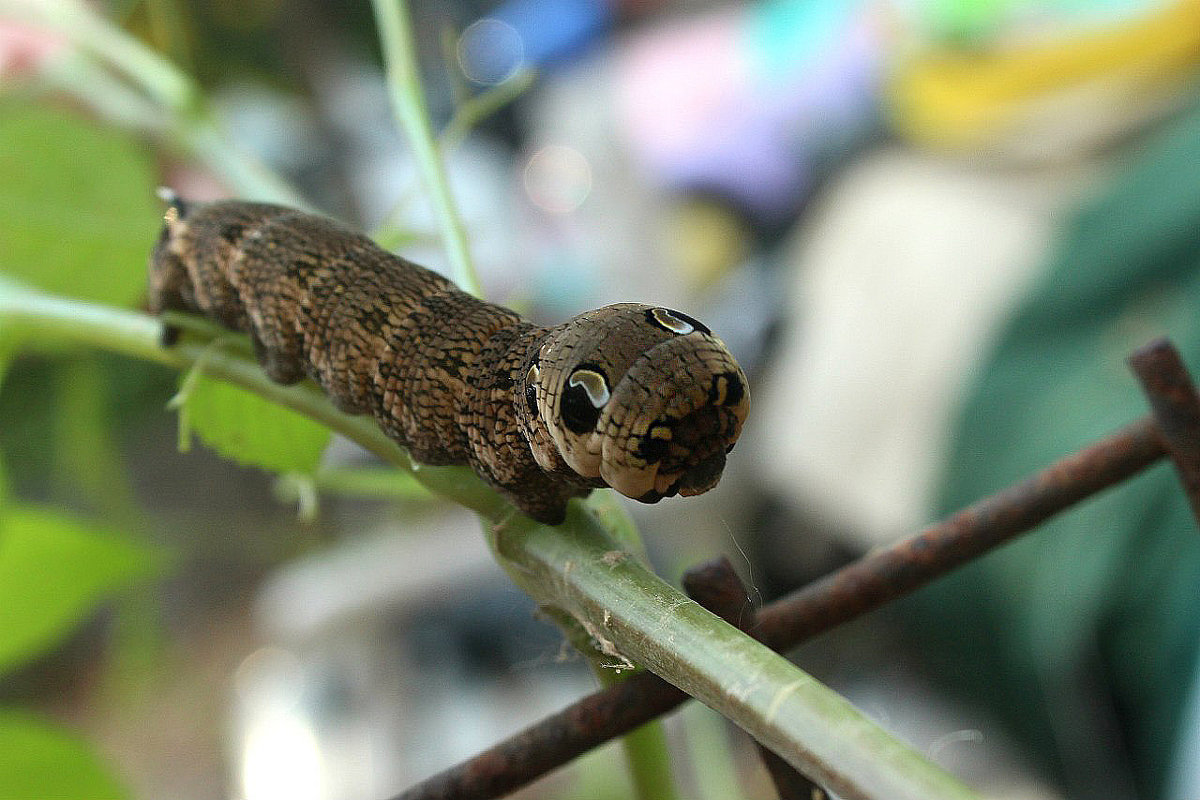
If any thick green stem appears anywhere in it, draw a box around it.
[370,0,481,295]
[489,507,983,800]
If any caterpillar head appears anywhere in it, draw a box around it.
[518,304,749,503]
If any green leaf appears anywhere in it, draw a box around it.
[0,710,126,800]
[180,373,331,475]
[0,101,159,307]
[53,358,141,521]
[0,506,159,676]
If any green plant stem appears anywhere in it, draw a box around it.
[53,358,141,523]
[439,70,535,153]
[0,281,503,519]
[369,0,481,296]
[620,722,679,800]
[311,467,431,501]
[178,122,312,208]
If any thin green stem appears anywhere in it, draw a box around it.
[179,122,312,207]
[620,722,680,800]
[21,8,308,207]
[1,0,197,112]
[369,0,481,295]
[53,357,142,522]
[439,70,535,153]
[308,467,432,501]
[41,50,169,133]
[0,281,508,520]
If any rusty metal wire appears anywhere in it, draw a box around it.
[394,339,1197,800]
[1129,337,1200,528]
[752,414,1164,651]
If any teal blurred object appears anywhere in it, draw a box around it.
[913,96,1200,800]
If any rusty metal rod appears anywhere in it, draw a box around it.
[1128,337,1200,530]
[394,414,1166,800]
[753,414,1165,650]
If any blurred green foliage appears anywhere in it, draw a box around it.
[0,102,160,307]
[0,506,159,677]
[0,101,166,799]
[0,89,344,798]
[0,710,128,799]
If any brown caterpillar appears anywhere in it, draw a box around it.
[149,198,749,524]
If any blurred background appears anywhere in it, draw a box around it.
[2,0,1200,798]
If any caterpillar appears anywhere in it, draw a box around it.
[149,198,749,524]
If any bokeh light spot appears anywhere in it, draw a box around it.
[523,144,593,214]
[457,18,524,86]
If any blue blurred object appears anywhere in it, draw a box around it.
[460,0,614,82]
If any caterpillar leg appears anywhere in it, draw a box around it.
[497,473,589,525]
[249,333,307,385]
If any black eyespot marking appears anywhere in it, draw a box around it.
[646,307,711,336]
[708,371,745,407]
[561,366,609,434]
[524,362,540,419]
[635,423,673,463]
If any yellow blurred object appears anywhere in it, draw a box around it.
[664,198,750,291]
[889,0,1200,152]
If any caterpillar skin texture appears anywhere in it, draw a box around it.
[149,199,749,524]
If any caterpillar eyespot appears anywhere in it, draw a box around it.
[524,362,541,419]
[647,307,707,336]
[561,367,610,434]
[149,198,750,524]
